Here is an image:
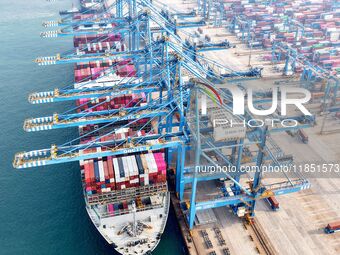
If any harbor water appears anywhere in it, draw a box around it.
[0,0,184,254]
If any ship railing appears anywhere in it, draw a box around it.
[86,182,168,205]
[159,192,170,231]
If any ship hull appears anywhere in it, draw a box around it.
[84,192,170,255]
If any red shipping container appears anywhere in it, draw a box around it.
[84,163,91,184]
[89,161,95,182]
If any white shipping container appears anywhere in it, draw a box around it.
[148,153,158,173]
[144,154,151,173]
[146,153,155,173]
[122,157,129,181]
[127,156,134,177]
[131,156,139,175]
[152,153,159,173]
[112,158,121,182]
[98,160,105,182]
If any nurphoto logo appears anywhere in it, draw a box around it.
[201,85,313,128]
[201,85,312,116]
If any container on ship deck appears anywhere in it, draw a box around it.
[75,67,91,83]
[116,65,136,77]
[107,156,115,179]
[84,160,95,184]
[107,33,122,41]
[94,161,100,182]
[84,162,91,184]
[118,59,133,65]
[75,62,90,70]
[73,14,94,20]
[91,67,104,80]
[86,187,94,195]
[103,160,109,181]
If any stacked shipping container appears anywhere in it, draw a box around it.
[225,0,339,74]
[75,93,146,112]
[74,59,136,82]
[73,11,167,218]
[82,152,167,194]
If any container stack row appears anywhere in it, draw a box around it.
[76,41,124,55]
[73,12,112,22]
[73,33,122,48]
[82,152,167,195]
[106,194,161,216]
[74,59,136,82]
[75,93,146,112]
[71,7,167,211]
[78,118,152,137]
[224,0,339,74]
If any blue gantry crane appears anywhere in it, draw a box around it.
[14,0,313,231]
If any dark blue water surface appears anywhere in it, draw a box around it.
[0,0,183,254]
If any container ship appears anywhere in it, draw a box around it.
[67,2,170,254]
[12,0,340,254]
